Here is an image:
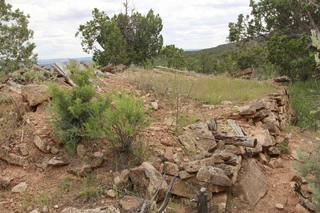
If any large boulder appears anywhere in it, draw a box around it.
[196,166,232,187]
[188,123,217,151]
[233,159,268,206]
[21,84,50,106]
[165,176,227,199]
[129,162,168,202]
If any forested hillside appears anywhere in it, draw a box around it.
[179,0,320,82]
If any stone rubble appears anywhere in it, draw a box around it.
[0,67,311,212]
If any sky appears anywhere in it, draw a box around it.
[6,0,252,60]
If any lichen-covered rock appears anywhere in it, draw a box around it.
[21,84,50,106]
[196,166,232,186]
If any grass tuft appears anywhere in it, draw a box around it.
[127,70,276,104]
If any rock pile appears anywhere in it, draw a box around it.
[228,86,291,155]
[110,85,293,212]
[0,68,300,212]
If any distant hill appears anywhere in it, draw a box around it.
[184,49,202,52]
[184,43,237,58]
[37,43,236,69]
[38,57,92,69]
[38,57,92,65]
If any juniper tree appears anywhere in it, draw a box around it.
[0,0,37,74]
[76,2,163,66]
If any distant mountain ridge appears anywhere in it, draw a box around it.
[38,57,92,65]
[37,44,233,67]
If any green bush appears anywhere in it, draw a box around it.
[296,143,320,212]
[0,91,13,104]
[48,67,111,153]
[103,91,147,153]
[289,81,320,130]
[77,174,104,202]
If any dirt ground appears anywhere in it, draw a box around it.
[0,69,318,213]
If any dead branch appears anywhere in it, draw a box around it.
[156,175,176,213]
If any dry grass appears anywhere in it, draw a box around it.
[127,69,277,104]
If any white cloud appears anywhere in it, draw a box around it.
[5,0,252,59]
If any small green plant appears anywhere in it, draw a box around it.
[77,174,104,202]
[48,66,111,153]
[132,140,149,165]
[17,193,33,213]
[61,176,73,190]
[0,103,20,142]
[103,91,147,154]
[295,142,320,212]
[176,111,199,128]
[276,138,289,154]
[0,92,13,104]
[38,190,54,211]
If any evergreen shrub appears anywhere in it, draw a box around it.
[48,67,111,153]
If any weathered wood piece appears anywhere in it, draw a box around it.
[213,134,257,148]
[227,119,245,136]
[207,117,257,148]
[273,75,291,83]
[207,117,218,132]
[197,188,208,213]
[156,175,176,213]
[52,62,77,87]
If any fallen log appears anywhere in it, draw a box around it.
[213,134,257,148]
[207,117,257,148]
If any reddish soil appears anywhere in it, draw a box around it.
[0,69,318,213]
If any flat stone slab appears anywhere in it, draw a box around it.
[233,159,268,206]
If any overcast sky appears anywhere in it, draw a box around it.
[6,0,252,60]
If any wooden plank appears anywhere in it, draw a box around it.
[227,119,245,136]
